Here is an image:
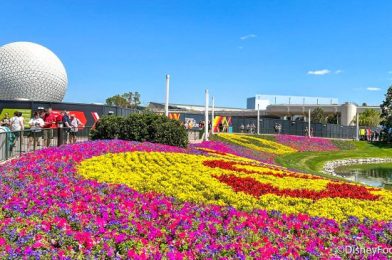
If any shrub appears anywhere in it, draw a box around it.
[90,113,188,147]
[90,116,125,140]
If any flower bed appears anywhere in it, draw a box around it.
[0,140,391,258]
[217,133,297,154]
[191,140,276,163]
[78,150,392,221]
[275,134,339,152]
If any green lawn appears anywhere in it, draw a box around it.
[276,141,392,176]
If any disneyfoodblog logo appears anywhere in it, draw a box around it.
[337,245,392,255]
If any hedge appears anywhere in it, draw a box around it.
[90,113,188,147]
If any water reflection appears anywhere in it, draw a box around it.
[335,165,392,188]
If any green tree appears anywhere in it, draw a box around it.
[311,107,326,124]
[359,109,381,127]
[327,113,339,124]
[381,86,392,127]
[133,91,141,108]
[105,95,130,108]
[352,109,381,127]
[106,92,142,108]
[121,92,133,105]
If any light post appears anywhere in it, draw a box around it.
[211,96,215,135]
[165,74,170,117]
[257,104,260,135]
[356,113,359,141]
[308,109,311,138]
[205,89,209,141]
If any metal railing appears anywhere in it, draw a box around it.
[0,126,93,162]
[0,127,206,162]
[229,117,358,139]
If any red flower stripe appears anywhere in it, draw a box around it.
[214,174,379,201]
[204,160,321,180]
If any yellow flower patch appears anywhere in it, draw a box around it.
[77,152,392,221]
[217,133,296,154]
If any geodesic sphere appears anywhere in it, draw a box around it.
[0,42,68,102]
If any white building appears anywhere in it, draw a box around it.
[247,95,339,110]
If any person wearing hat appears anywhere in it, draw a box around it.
[69,114,84,144]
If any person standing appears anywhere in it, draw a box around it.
[62,111,71,144]
[277,123,282,135]
[188,120,194,129]
[250,123,256,134]
[240,124,245,133]
[375,128,380,142]
[366,128,372,142]
[219,122,224,133]
[17,112,25,130]
[69,114,83,144]
[10,112,23,147]
[43,108,57,147]
[28,112,44,150]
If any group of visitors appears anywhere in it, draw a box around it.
[359,127,389,142]
[183,120,230,133]
[184,120,214,131]
[0,108,83,152]
[240,123,256,134]
[216,122,227,132]
[304,127,314,137]
[196,120,212,130]
[274,123,282,134]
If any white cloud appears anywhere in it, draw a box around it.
[366,87,381,91]
[335,70,343,74]
[307,69,331,75]
[240,34,256,40]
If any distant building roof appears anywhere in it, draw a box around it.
[247,94,339,109]
[254,94,338,105]
[147,102,246,112]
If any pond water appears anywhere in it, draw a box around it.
[335,163,392,188]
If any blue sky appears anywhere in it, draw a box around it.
[1,0,392,107]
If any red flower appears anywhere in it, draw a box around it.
[204,160,321,180]
[214,174,379,201]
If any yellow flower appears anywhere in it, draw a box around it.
[217,133,296,154]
